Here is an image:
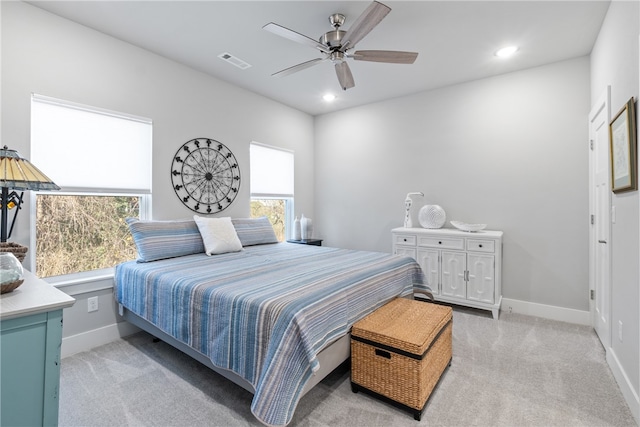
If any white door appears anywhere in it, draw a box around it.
[441,251,466,299]
[589,87,611,348]
[467,254,495,304]
[417,249,440,295]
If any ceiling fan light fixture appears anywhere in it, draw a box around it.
[495,46,519,58]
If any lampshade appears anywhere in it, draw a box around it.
[0,146,60,244]
[0,146,60,191]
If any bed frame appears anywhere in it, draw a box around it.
[119,304,351,396]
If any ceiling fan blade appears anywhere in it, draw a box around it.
[263,22,330,53]
[272,58,327,78]
[352,50,418,64]
[335,61,355,90]
[341,1,391,50]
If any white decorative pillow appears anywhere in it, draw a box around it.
[193,215,243,255]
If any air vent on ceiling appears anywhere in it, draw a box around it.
[218,52,252,70]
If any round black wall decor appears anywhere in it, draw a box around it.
[171,138,241,213]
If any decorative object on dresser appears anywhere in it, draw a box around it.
[403,192,423,228]
[351,298,452,421]
[0,253,24,294]
[418,204,446,229]
[392,227,503,319]
[0,146,60,262]
[450,221,487,232]
[1,270,75,426]
[609,97,637,193]
[170,138,241,213]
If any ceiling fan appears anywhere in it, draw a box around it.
[263,1,418,90]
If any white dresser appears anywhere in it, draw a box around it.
[392,227,503,319]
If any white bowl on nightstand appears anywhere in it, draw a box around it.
[450,221,487,232]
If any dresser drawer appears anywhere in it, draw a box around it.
[417,236,464,250]
[394,234,417,246]
[467,239,495,253]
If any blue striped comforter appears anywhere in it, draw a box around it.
[115,243,426,426]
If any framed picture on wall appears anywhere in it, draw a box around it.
[609,97,637,193]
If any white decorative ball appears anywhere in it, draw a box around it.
[418,205,446,229]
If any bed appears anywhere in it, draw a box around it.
[114,217,427,426]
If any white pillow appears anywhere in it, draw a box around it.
[193,215,243,255]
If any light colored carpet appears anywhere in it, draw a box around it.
[59,307,637,427]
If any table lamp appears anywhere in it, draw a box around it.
[0,146,60,260]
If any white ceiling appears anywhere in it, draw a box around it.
[27,1,610,116]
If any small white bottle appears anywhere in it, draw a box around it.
[300,214,308,240]
[293,216,301,240]
[305,217,313,239]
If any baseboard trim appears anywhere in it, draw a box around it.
[501,298,590,325]
[61,321,140,359]
[607,348,640,424]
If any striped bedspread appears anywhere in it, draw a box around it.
[115,242,426,426]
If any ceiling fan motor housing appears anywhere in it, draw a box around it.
[320,30,346,49]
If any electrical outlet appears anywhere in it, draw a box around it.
[88,296,99,313]
[618,320,623,342]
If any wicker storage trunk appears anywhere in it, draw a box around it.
[351,298,452,421]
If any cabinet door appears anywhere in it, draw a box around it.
[467,254,495,304]
[441,251,466,299]
[1,310,63,427]
[417,249,440,295]
[394,246,417,260]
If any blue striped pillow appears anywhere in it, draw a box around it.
[126,218,205,262]
[231,217,279,246]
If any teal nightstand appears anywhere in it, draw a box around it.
[1,270,75,426]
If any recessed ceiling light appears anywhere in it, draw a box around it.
[495,46,519,58]
[323,94,336,102]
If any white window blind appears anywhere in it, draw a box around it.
[250,143,294,196]
[30,94,152,193]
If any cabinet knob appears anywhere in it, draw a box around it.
[438,241,442,245]
[479,244,483,248]
[403,238,407,242]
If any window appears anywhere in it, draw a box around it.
[30,94,152,278]
[250,143,294,241]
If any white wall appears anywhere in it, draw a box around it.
[315,57,590,314]
[1,2,315,350]
[590,0,640,421]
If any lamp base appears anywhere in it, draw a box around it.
[0,242,28,263]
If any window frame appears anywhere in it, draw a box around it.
[29,191,151,286]
[250,196,294,241]
[249,142,294,240]
[29,95,152,285]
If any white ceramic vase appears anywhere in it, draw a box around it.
[300,214,312,240]
[293,216,301,240]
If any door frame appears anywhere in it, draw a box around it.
[588,86,611,349]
